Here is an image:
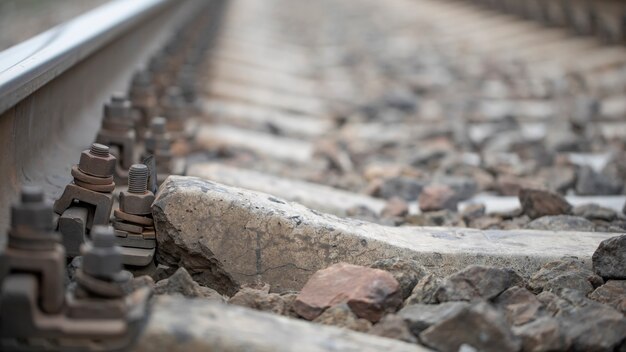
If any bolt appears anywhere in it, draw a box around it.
[144,117,171,155]
[90,143,110,157]
[21,186,44,203]
[92,226,116,247]
[11,186,53,232]
[82,225,122,280]
[151,117,167,134]
[104,93,131,116]
[111,93,126,103]
[128,164,149,194]
[78,143,116,178]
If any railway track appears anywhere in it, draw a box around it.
[0,0,625,351]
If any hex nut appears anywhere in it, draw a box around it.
[104,94,132,120]
[11,186,54,232]
[119,191,155,215]
[78,149,117,177]
[81,226,122,279]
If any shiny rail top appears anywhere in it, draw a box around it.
[0,0,173,115]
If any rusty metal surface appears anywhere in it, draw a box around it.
[0,0,207,239]
[1,189,152,350]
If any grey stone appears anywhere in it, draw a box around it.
[312,303,372,332]
[512,317,569,352]
[279,292,300,318]
[576,166,623,195]
[544,128,585,152]
[370,258,428,300]
[528,259,603,295]
[469,216,501,230]
[592,234,626,279]
[152,263,176,282]
[135,296,429,352]
[404,209,465,227]
[432,176,478,201]
[491,173,537,198]
[553,289,626,351]
[573,203,617,221]
[399,302,470,335]
[380,198,409,219]
[383,88,417,112]
[460,203,486,222]
[404,274,441,306]
[535,291,572,317]
[369,314,418,344]
[536,166,576,194]
[229,287,287,315]
[418,185,459,212]
[154,267,226,302]
[500,215,531,230]
[588,280,626,314]
[128,275,155,293]
[419,302,521,352]
[525,215,595,232]
[65,256,82,286]
[379,176,426,201]
[410,148,448,168]
[346,205,380,223]
[494,286,544,326]
[435,265,524,302]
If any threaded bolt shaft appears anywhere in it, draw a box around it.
[128,164,149,193]
[90,143,110,157]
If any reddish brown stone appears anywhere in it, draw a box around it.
[381,197,409,218]
[418,184,458,212]
[519,188,572,219]
[294,263,402,322]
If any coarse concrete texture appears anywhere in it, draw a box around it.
[152,176,618,293]
[133,295,429,352]
[187,163,386,217]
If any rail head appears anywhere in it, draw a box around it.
[0,0,175,116]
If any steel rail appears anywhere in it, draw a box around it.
[0,0,209,236]
[0,0,174,115]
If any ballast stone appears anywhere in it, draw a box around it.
[592,234,626,279]
[154,267,225,302]
[152,176,619,293]
[294,263,402,323]
[434,265,524,302]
